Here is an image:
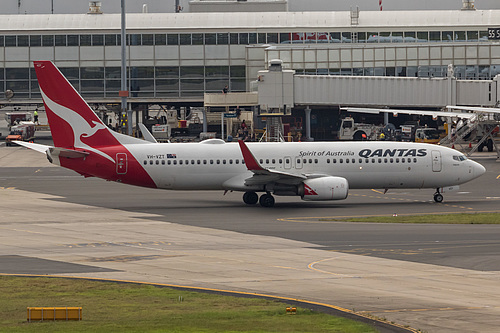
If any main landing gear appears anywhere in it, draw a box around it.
[243,191,275,207]
[433,188,444,203]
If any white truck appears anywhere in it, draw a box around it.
[338,117,383,141]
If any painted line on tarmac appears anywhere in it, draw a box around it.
[308,257,359,278]
[374,305,493,313]
[0,273,418,333]
[277,210,500,223]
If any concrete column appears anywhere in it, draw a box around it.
[304,107,312,141]
[202,107,208,133]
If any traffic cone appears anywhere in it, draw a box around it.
[469,142,472,148]
[452,144,455,149]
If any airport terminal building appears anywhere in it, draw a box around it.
[1,3,499,138]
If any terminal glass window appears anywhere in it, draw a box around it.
[305,32,316,43]
[280,33,291,44]
[379,32,391,43]
[0,36,4,47]
[204,33,216,45]
[442,31,453,42]
[92,34,104,46]
[156,79,179,91]
[467,31,478,41]
[258,33,266,44]
[404,31,416,42]
[180,34,191,45]
[156,66,179,78]
[479,31,488,41]
[17,35,29,46]
[155,34,166,45]
[80,35,92,46]
[417,31,428,42]
[266,33,278,44]
[248,33,257,44]
[5,36,16,47]
[67,35,79,46]
[217,33,228,45]
[239,33,249,44]
[341,32,352,43]
[81,67,104,79]
[30,35,41,47]
[455,31,466,42]
[230,33,238,44]
[392,32,403,43]
[105,34,117,46]
[230,66,245,78]
[105,67,121,79]
[192,33,203,45]
[206,66,228,77]
[142,34,153,45]
[130,34,141,45]
[367,32,378,43]
[180,67,204,78]
[357,32,367,43]
[328,32,340,43]
[167,34,179,45]
[429,31,440,42]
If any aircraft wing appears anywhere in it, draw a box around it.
[342,107,476,119]
[446,105,500,114]
[238,140,306,185]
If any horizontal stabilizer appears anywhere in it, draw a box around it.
[12,141,50,153]
[49,147,89,159]
[138,123,158,143]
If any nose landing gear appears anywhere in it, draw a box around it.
[433,188,444,203]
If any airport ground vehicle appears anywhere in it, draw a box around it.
[5,122,35,146]
[401,123,441,143]
[338,117,383,140]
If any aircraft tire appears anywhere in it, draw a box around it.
[487,139,494,152]
[434,193,444,203]
[259,193,275,207]
[353,131,366,141]
[243,191,258,205]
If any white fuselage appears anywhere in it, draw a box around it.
[126,141,483,192]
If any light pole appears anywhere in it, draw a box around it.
[120,0,132,135]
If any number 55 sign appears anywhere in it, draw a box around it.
[488,28,500,40]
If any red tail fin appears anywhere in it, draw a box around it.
[34,61,115,148]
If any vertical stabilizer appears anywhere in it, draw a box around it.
[34,61,116,149]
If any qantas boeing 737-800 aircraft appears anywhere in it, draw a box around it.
[16,61,486,207]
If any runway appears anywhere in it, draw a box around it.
[1,146,500,332]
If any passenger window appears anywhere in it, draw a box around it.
[279,159,283,164]
[260,159,264,164]
[235,159,239,164]
[203,160,207,164]
[303,159,307,164]
[168,160,172,165]
[378,158,382,163]
[223,160,226,164]
[266,159,269,164]
[143,161,147,165]
[173,160,177,165]
[186,160,189,165]
[360,159,363,163]
[210,160,213,164]
[149,160,153,165]
[396,158,399,163]
[229,159,233,164]
[314,159,318,164]
[365,159,369,163]
[179,160,183,165]
[346,159,350,164]
[327,159,330,163]
[272,159,276,164]
[156,160,159,165]
[242,160,245,164]
[372,158,375,163]
[402,158,405,163]
[217,160,220,164]
[297,159,301,164]
[340,159,343,163]
[309,159,312,164]
[191,160,195,164]
[352,159,355,163]
[333,159,337,163]
[384,159,388,163]
[413,158,417,163]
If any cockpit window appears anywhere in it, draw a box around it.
[453,155,467,161]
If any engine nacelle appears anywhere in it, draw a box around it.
[299,176,349,201]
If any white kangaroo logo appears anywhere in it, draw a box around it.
[41,89,115,164]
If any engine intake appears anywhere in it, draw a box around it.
[299,176,349,201]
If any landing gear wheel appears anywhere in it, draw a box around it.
[487,139,494,152]
[243,191,258,205]
[353,131,366,141]
[259,193,275,207]
[434,193,444,203]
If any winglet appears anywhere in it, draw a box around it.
[238,140,264,171]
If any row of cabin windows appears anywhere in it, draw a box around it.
[144,157,418,166]
[299,157,418,164]
[144,159,246,166]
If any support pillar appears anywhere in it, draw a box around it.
[202,107,208,133]
[304,107,312,141]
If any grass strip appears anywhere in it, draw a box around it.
[0,276,379,333]
[320,213,500,224]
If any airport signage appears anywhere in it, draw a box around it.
[488,28,500,40]
[224,113,237,118]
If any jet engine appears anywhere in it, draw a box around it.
[298,176,349,201]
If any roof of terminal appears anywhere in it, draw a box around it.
[0,10,498,32]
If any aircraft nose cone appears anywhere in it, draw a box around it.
[473,161,486,178]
